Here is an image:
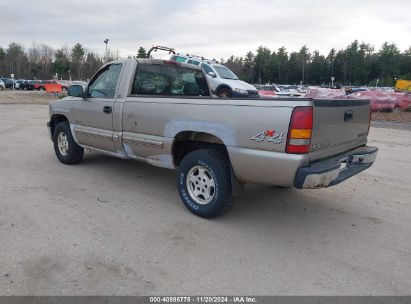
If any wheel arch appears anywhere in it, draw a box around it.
[165,120,236,166]
[49,114,69,137]
[215,84,232,94]
[172,131,227,166]
[170,127,244,196]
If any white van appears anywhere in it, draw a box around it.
[170,54,259,98]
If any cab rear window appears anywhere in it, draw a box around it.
[131,64,210,97]
[187,59,200,66]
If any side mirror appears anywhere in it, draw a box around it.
[68,85,84,97]
[207,71,217,78]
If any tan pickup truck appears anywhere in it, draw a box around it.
[48,58,378,218]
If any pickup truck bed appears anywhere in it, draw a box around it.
[48,58,378,218]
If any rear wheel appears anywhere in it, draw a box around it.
[53,121,84,165]
[39,87,45,91]
[177,149,232,218]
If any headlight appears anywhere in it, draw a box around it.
[234,88,248,94]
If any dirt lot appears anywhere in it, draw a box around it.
[372,111,411,123]
[0,90,64,105]
[0,103,411,296]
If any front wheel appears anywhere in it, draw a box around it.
[177,149,232,218]
[53,121,84,165]
[217,87,232,98]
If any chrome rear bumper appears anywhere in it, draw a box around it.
[294,146,378,189]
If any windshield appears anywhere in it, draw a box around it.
[212,65,238,80]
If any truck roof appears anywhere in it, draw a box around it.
[136,58,203,70]
[104,58,202,71]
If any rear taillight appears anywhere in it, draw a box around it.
[286,106,313,154]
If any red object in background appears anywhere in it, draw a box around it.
[258,90,277,98]
[349,91,411,112]
[34,80,62,93]
[393,92,411,110]
[303,87,347,99]
[45,83,62,93]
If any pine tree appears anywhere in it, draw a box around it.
[53,49,70,78]
[137,47,147,58]
[70,43,85,79]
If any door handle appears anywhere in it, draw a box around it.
[103,106,112,114]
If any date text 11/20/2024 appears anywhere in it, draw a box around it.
[149,296,257,303]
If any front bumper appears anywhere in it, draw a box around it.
[294,146,378,189]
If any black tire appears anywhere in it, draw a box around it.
[53,121,84,165]
[217,87,232,98]
[177,149,232,218]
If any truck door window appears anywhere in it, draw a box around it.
[88,64,122,99]
[201,63,214,75]
[131,64,210,97]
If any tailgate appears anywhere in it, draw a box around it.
[309,99,370,161]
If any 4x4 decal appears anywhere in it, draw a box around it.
[251,130,284,144]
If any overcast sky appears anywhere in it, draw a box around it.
[0,0,410,59]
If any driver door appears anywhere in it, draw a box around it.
[72,63,122,152]
[201,63,217,92]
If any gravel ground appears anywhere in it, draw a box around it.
[372,111,411,123]
[0,90,64,104]
[0,104,411,296]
